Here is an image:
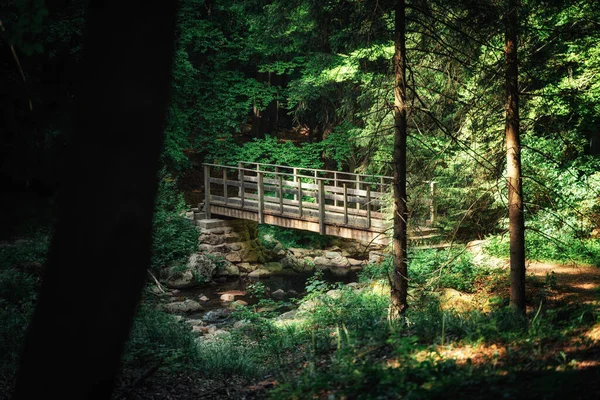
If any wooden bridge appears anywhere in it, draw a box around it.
[200,162,394,244]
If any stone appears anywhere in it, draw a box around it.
[198,295,209,302]
[271,289,286,300]
[347,258,364,266]
[163,300,203,313]
[233,320,249,329]
[192,325,204,334]
[215,262,240,277]
[346,282,360,289]
[185,319,204,327]
[238,262,257,273]
[166,270,195,289]
[234,299,248,306]
[326,289,343,299]
[248,268,271,278]
[325,251,342,259]
[203,309,231,322]
[276,310,299,321]
[220,293,236,302]
[225,252,243,263]
[313,256,329,266]
[229,243,242,251]
[264,262,283,272]
[287,289,299,298]
[369,251,386,264]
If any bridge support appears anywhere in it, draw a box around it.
[195,218,267,263]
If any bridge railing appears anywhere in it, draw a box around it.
[203,162,394,234]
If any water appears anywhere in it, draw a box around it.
[176,269,359,317]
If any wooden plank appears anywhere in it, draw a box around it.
[278,174,283,214]
[343,183,348,225]
[366,186,371,229]
[318,179,325,234]
[208,204,390,245]
[204,164,211,219]
[223,168,228,204]
[208,197,388,230]
[257,171,264,224]
[297,177,303,217]
[214,194,387,220]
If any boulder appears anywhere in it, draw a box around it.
[264,262,283,272]
[215,262,240,277]
[163,300,203,314]
[313,256,329,267]
[248,268,272,278]
[165,269,195,289]
[276,310,299,321]
[271,289,286,300]
[368,251,386,264]
[220,293,236,302]
[203,308,232,322]
[198,295,209,302]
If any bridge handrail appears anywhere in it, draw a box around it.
[203,162,394,188]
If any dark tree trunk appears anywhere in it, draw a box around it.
[504,0,526,313]
[391,0,409,315]
[13,1,177,399]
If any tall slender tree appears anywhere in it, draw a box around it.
[504,0,526,312]
[391,0,409,315]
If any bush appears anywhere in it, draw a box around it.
[151,172,199,272]
[258,225,331,249]
[123,303,199,371]
[485,232,600,266]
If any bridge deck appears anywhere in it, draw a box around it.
[203,162,393,244]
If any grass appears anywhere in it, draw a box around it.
[3,226,600,398]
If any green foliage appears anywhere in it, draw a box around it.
[258,224,331,249]
[123,303,199,371]
[246,281,267,299]
[360,249,489,293]
[485,233,600,266]
[0,236,46,377]
[409,249,489,292]
[150,173,199,272]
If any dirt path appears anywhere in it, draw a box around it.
[527,261,600,304]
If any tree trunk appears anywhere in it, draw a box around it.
[391,0,409,315]
[504,0,526,313]
[13,2,177,398]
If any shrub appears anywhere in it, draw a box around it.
[150,172,199,272]
[123,303,199,371]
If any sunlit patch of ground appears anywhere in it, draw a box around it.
[527,261,600,304]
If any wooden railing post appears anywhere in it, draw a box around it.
[238,162,243,198]
[297,177,303,218]
[258,169,264,224]
[223,168,228,204]
[204,164,211,219]
[278,174,284,214]
[366,185,371,229]
[343,183,348,225]
[318,178,325,235]
[314,170,319,206]
[293,168,298,201]
[240,167,245,209]
[334,172,338,208]
[356,174,360,210]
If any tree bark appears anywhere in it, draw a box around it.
[504,0,526,313]
[13,1,177,399]
[391,0,409,315]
